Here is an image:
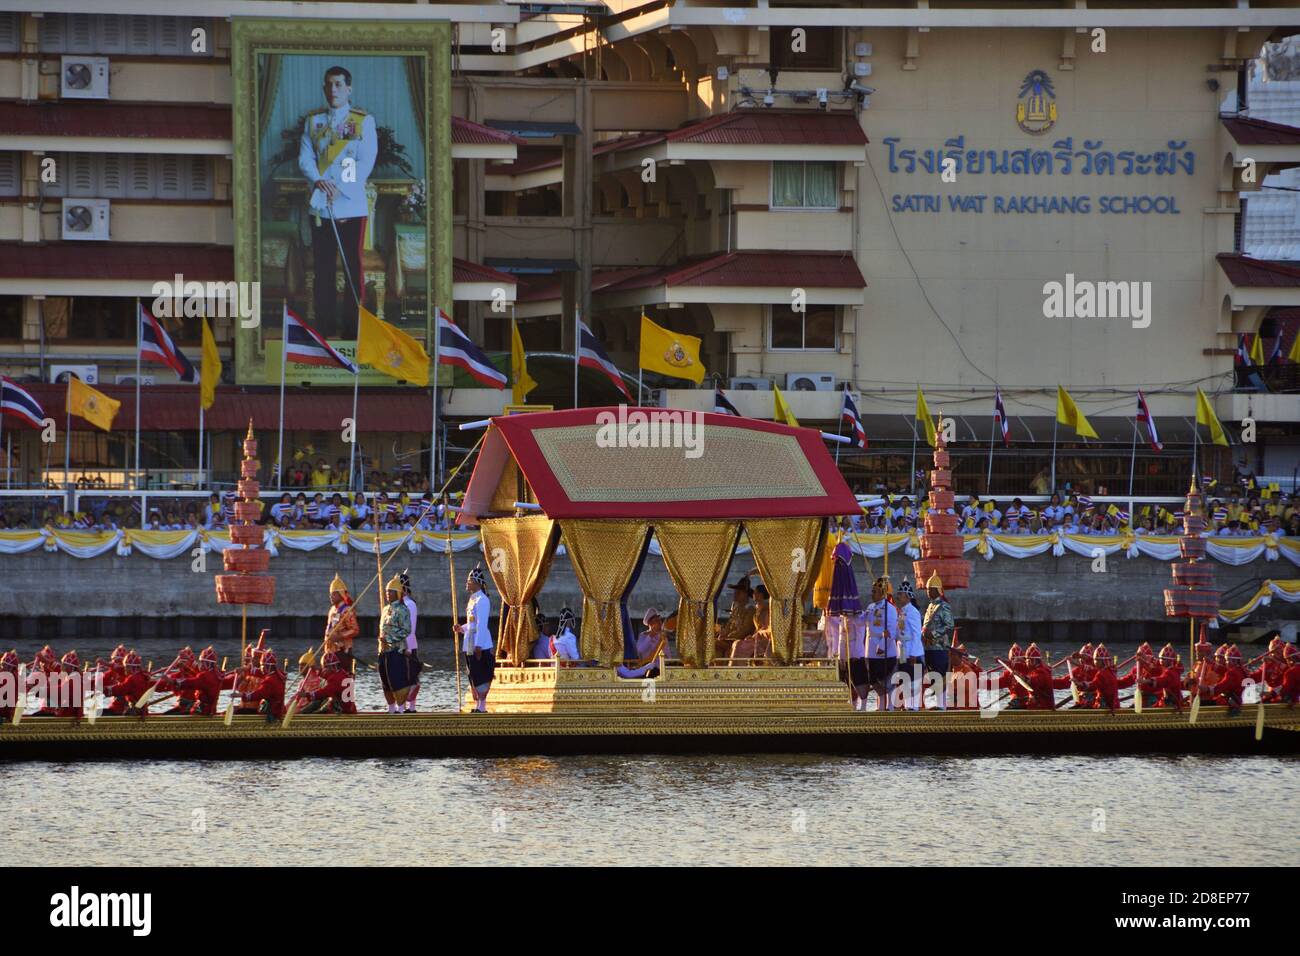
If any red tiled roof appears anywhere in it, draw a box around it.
[514,274,561,303]
[666,109,867,147]
[1220,115,1300,146]
[595,110,867,157]
[16,384,435,432]
[668,251,866,288]
[453,258,517,286]
[0,243,232,280]
[1217,253,1300,287]
[0,100,230,140]
[452,116,525,146]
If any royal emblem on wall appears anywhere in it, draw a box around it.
[1016,69,1057,135]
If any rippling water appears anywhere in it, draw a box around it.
[1,638,1296,866]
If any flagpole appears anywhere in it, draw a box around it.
[277,305,287,493]
[430,306,441,489]
[637,368,643,407]
[1128,414,1139,498]
[909,423,917,496]
[134,298,142,493]
[347,338,360,494]
[198,401,204,491]
[1050,417,1058,493]
[986,394,997,495]
[573,306,580,410]
[63,405,70,493]
[835,388,844,465]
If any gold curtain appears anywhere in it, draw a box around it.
[479,515,560,664]
[560,519,650,664]
[654,520,741,668]
[745,518,825,664]
[812,525,838,610]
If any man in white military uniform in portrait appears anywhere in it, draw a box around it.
[298,65,378,336]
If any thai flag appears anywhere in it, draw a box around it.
[0,376,44,427]
[1268,335,1283,365]
[713,388,741,416]
[283,305,357,373]
[139,303,196,383]
[993,387,1010,447]
[436,308,506,389]
[577,320,630,400]
[840,387,867,448]
[1234,333,1251,367]
[1136,389,1162,452]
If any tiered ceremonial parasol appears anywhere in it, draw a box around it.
[215,422,276,650]
[1163,480,1220,653]
[912,429,972,589]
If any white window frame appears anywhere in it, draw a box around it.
[770,160,839,212]
[767,303,839,352]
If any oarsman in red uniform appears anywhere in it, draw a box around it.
[1274,644,1300,705]
[947,640,981,709]
[243,649,286,719]
[295,651,357,714]
[1250,641,1287,702]
[26,646,61,716]
[1122,642,1159,710]
[104,651,151,715]
[1073,643,1097,708]
[1152,643,1186,709]
[1201,644,1247,713]
[53,650,84,719]
[1022,643,1072,709]
[1076,645,1135,712]
[989,643,1033,708]
[159,646,225,716]
[0,648,20,721]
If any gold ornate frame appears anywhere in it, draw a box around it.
[230,17,452,384]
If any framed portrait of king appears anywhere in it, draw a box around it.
[231,18,452,385]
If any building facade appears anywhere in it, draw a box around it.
[2,1,1299,498]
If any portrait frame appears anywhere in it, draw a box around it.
[230,17,452,385]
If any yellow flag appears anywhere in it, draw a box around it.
[1248,333,1265,365]
[773,384,800,427]
[66,375,119,432]
[916,387,937,447]
[1288,334,1300,364]
[639,314,705,384]
[200,317,221,411]
[511,319,538,405]
[1056,385,1098,439]
[356,306,430,384]
[1195,387,1229,447]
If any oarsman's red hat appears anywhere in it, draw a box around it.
[1093,644,1112,666]
[1008,642,1023,661]
[259,649,278,669]
[110,644,127,664]
[1226,644,1243,664]
[178,646,195,662]
[0,649,18,671]
[36,645,56,664]
[1284,644,1300,662]
[1136,641,1154,659]
[1158,643,1178,664]
[1078,642,1094,659]
[124,651,143,670]
[60,650,79,669]
[322,651,341,670]
[198,646,218,667]
[1214,644,1229,661]
[1025,643,1042,663]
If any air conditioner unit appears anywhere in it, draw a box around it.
[729,377,771,390]
[50,364,98,385]
[60,56,110,99]
[115,374,155,386]
[786,372,836,391]
[61,198,110,241]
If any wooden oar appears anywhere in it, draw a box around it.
[10,665,24,725]
[1189,659,1208,725]
[1256,696,1266,741]
[448,524,462,713]
[1134,658,1142,715]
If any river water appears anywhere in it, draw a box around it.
[1,638,1295,866]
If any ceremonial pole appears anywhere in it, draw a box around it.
[430,306,441,489]
[908,420,918,496]
[986,406,996,494]
[448,524,462,711]
[0,404,5,489]
[276,301,287,492]
[834,390,844,465]
[63,402,70,492]
[1050,416,1058,493]
[134,297,142,492]
[197,394,204,489]
[573,306,580,410]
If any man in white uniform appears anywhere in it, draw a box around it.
[552,607,583,662]
[399,569,421,712]
[865,578,899,712]
[458,565,494,713]
[298,65,379,336]
[617,607,666,679]
[894,579,925,710]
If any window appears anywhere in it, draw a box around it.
[771,161,838,209]
[39,14,212,56]
[771,26,840,71]
[0,152,19,197]
[0,13,18,54]
[45,153,212,200]
[0,296,21,340]
[68,298,134,342]
[769,304,837,351]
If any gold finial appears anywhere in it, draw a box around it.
[246,419,255,441]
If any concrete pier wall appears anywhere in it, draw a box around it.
[0,547,1293,645]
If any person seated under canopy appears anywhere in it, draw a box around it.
[618,607,668,679]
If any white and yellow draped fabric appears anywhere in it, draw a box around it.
[1215,579,1300,625]
[4,527,1299,569]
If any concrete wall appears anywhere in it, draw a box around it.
[1,546,1291,643]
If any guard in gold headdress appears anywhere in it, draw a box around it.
[324,572,359,674]
[377,574,413,713]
